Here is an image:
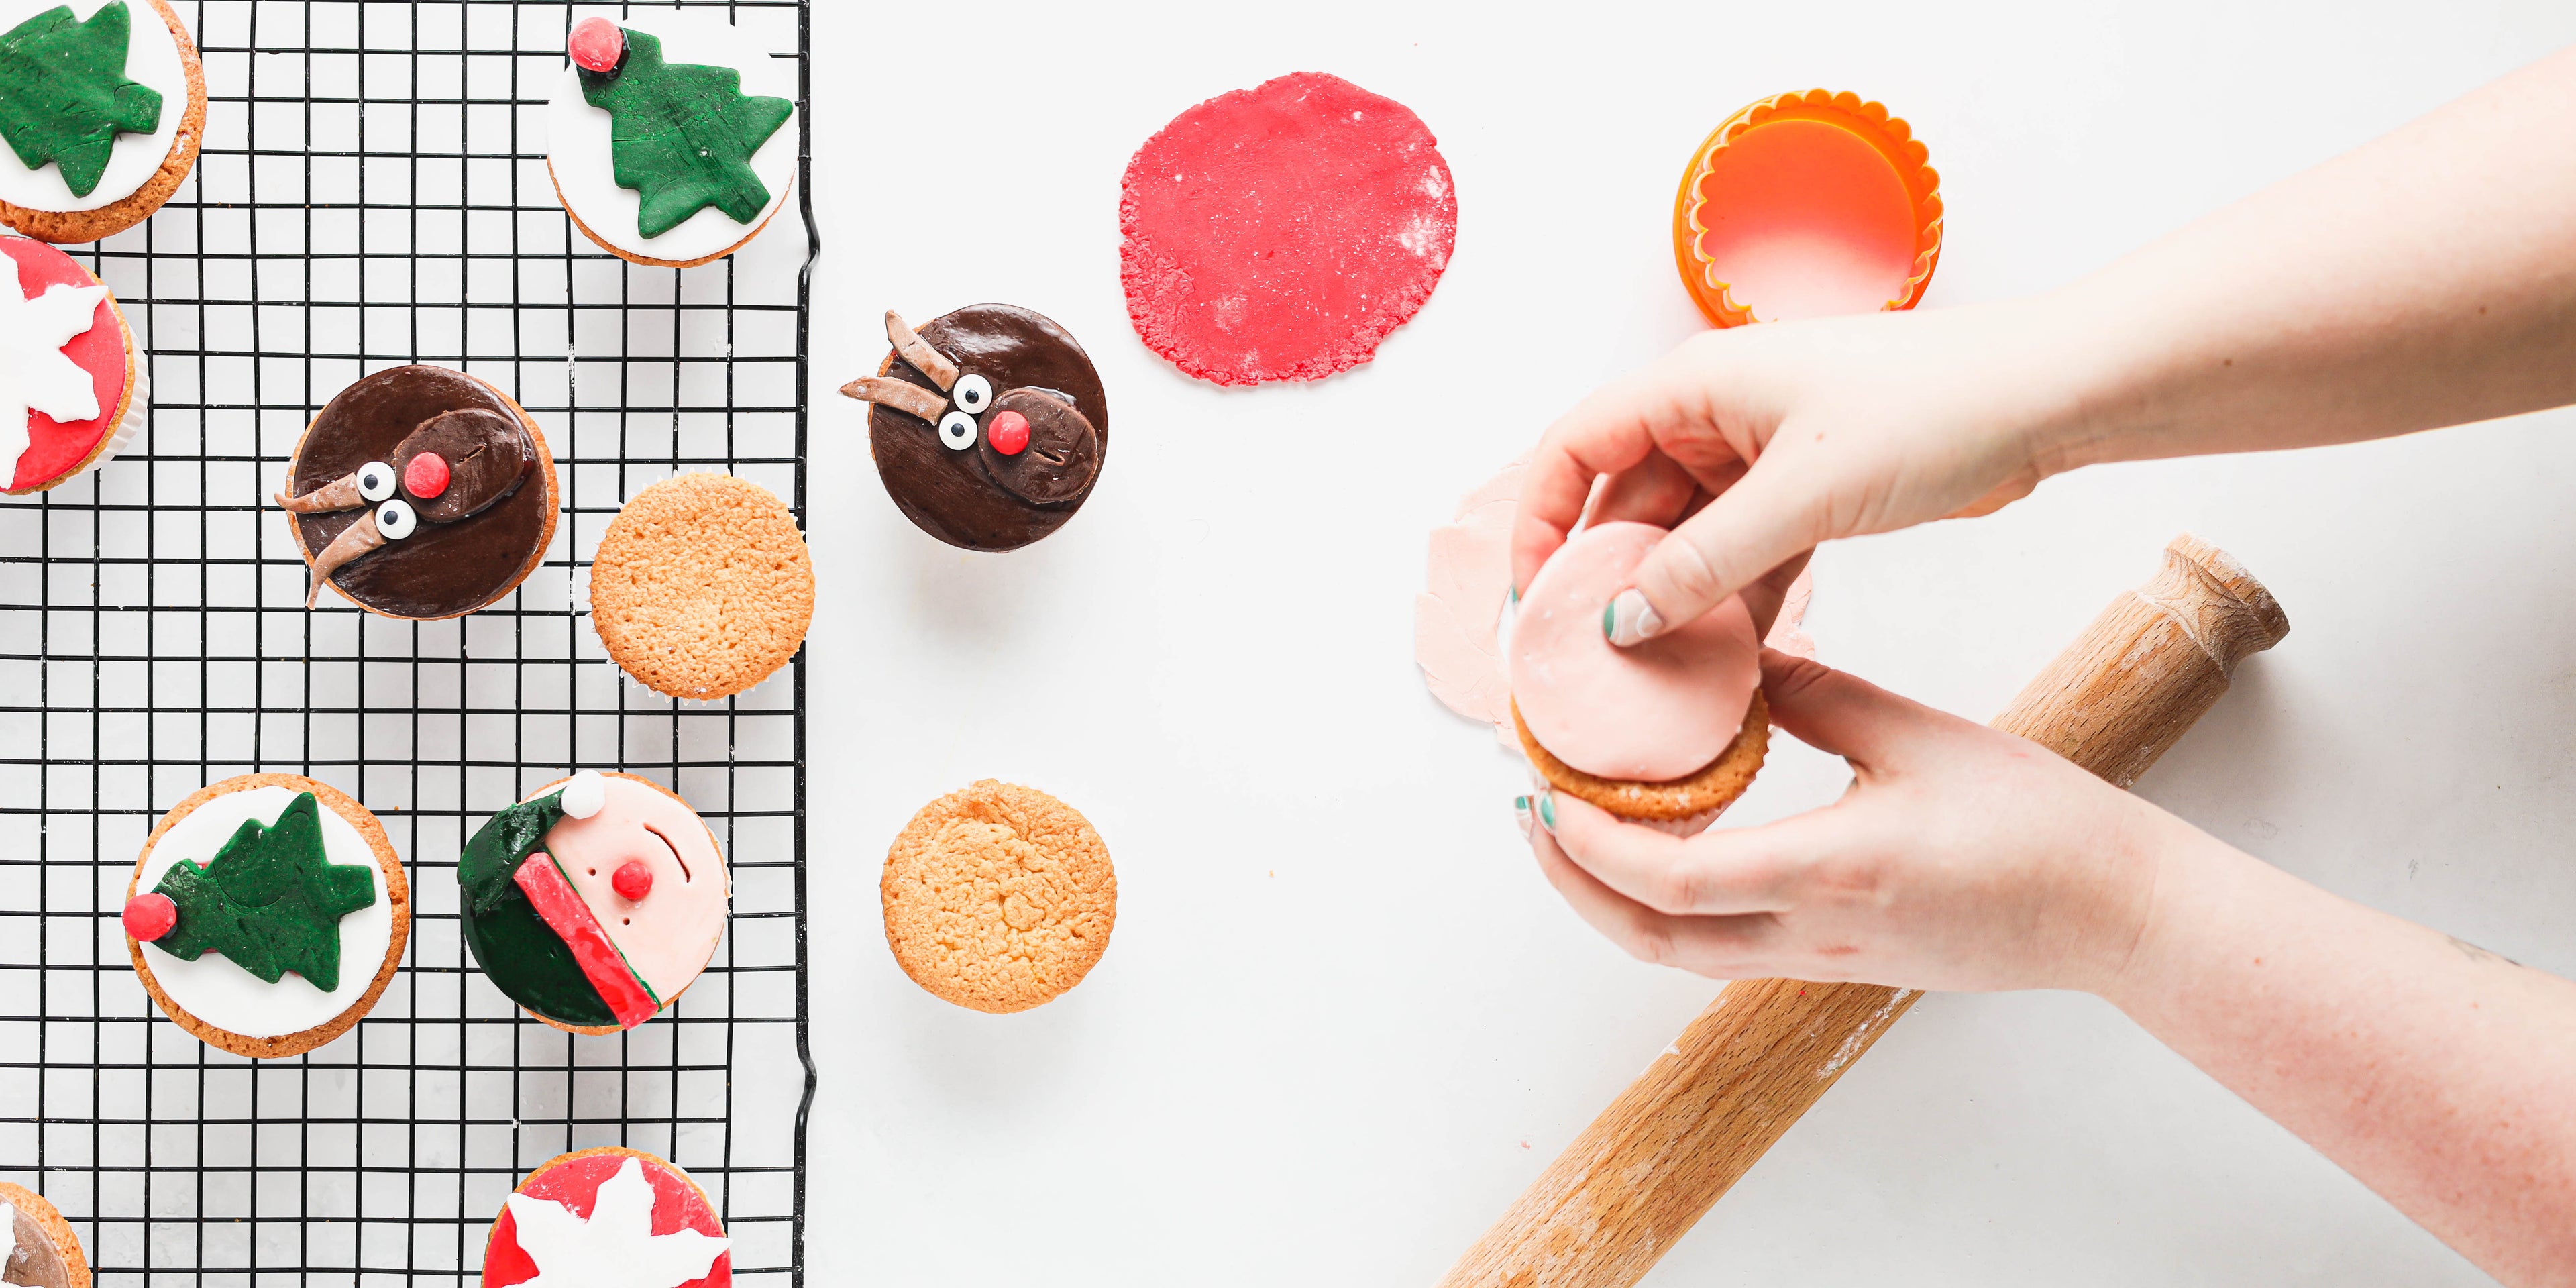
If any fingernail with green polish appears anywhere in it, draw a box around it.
[1603,589,1664,647]
[1512,795,1533,839]
[1537,792,1558,834]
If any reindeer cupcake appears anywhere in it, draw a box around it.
[841,305,1108,551]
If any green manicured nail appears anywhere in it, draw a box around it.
[1538,792,1557,832]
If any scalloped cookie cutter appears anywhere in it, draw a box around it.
[1672,89,1943,327]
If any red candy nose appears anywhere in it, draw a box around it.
[612,859,653,901]
[568,17,624,73]
[404,452,450,498]
[123,892,177,942]
[987,409,1031,456]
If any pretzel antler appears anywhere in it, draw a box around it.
[838,376,948,422]
[883,311,957,390]
[275,472,368,513]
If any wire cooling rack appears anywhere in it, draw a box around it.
[0,2,812,1285]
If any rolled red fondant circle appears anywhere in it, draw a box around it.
[1120,72,1456,386]
[2,237,127,492]
[123,892,177,942]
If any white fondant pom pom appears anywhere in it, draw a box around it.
[559,770,606,820]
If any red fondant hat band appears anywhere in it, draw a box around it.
[513,851,660,1029]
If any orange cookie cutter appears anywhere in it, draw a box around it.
[1672,89,1943,328]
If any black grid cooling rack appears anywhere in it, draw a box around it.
[0,3,813,1285]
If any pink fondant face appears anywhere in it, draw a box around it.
[1509,521,1762,782]
[540,777,729,1001]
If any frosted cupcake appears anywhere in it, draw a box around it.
[1509,522,1769,833]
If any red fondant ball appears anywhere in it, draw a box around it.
[987,409,1031,456]
[123,892,177,942]
[404,451,451,498]
[568,17,623,73]
[612,859,653,901]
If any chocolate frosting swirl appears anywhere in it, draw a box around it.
[869,304,1108,551]
[289,366,553,619]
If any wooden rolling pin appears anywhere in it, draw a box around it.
[1441,533,2291,1288]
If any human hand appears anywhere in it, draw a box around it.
[1509,301,2097,645]
[1525,649,2206,994]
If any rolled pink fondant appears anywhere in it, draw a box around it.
[1509,521,1761,782]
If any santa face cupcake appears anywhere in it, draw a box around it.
[275,364,559,618]
[483,1148,729,1288]
[839,305,1110,551]
[0,1184,89,1288]
[1,235,142,494]
[545,8,796,268]
[0,0,205,244]
[122,774,411,1059]
[458,771,730,1034]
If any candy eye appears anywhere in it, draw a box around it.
[938,410,977,451]
[356,460,397,502]
[375,498,418,540]
[951,374,993,414]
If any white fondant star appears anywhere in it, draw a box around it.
[0,252,107,485]
[504,1157,728,1288]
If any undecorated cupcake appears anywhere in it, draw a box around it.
[274,364,558,617]
[1509,521,1769,834]
[545,8,796,268]
[121,774,411,1058]
[0,0,206,243]
[1,234,143,494]
[839,305,1109,551]
[457,771,730,1034]
[482,1148,729,1288]
[881,780,1114,1013]
[588,472,812,701]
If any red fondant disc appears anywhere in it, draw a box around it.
[3,237,127,492]
[1120,72,1456,386]
[484,1151,729,1288]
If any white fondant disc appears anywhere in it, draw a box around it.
[0,0,191,213]
[545,6,798,264]
[136,784,396,1040]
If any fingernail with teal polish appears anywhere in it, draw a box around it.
[1537,791,1558,834]
[1603,589,1664,647]
[1513,795,1534,839]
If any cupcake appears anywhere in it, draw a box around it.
[457,771,729,1034]
[0,0,205,244]
[483,1148,729,1288]
[0,1184,89,1288]
[121,774,411,1058]
[1509,522,1768,833]
[275,364,558,617]
[839,305,1108,551]
[545,8,795,269]
[1,235,142,494]
[881,780,1116,1014]
[588,473,812,701]
[1672,89,1942,328]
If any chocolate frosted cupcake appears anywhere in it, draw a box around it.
[840,305,1108,551]
[275,365,559,618]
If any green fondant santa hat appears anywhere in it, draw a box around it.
[458,771,661,1030]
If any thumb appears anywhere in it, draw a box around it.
[1613,455,1829,645]
[1754,648,1929,767]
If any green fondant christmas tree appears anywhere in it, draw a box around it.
[0,1,163,198]
[150,792,376,991]
[578,27,790,239]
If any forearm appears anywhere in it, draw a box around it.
[2037,45,2576,472]
[2104,830,2576,1285]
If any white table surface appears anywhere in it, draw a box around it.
[792,2,2576,1282]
